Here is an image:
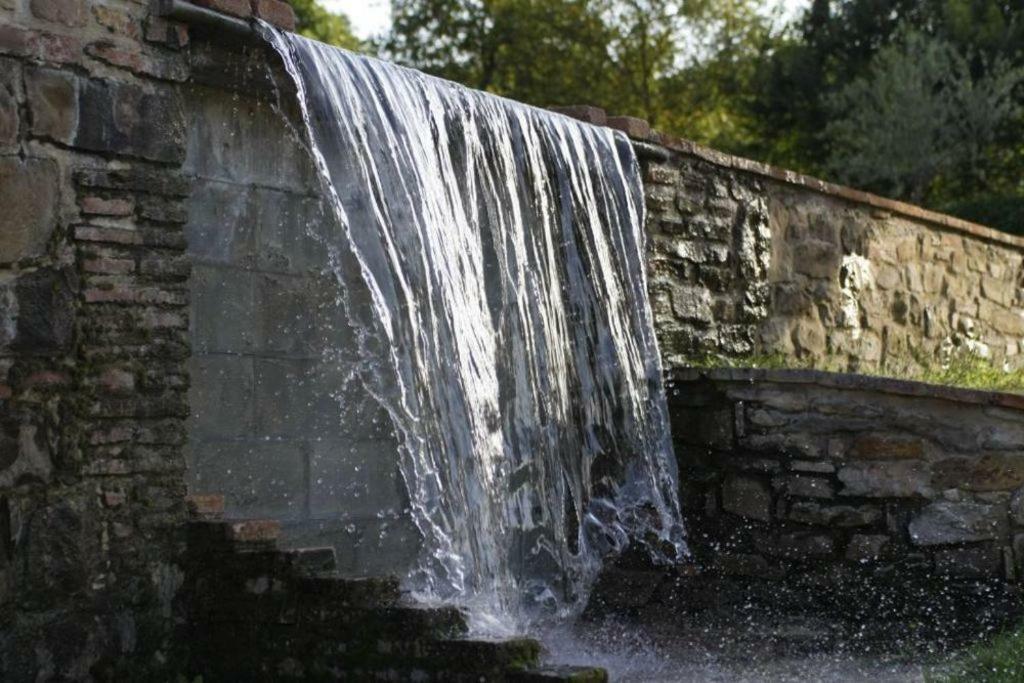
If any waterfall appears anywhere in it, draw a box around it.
[263,28,685,632]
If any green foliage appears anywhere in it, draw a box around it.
[824,30,1024,203]
[683,349,1024,394]
[291,0,362,50]
[928,624,1024,682]
[941,194,1024,235]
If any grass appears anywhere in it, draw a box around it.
[681,349,1024,394]
[927,625,1024,682]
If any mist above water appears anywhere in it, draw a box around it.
[264,26,684,632]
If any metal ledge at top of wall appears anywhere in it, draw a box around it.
[158,0,257,35]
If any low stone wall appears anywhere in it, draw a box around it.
[668,367,1024,584]
[642,141,1024,373]
[640,137,1024,372]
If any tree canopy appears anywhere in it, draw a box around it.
[291,0,362,51]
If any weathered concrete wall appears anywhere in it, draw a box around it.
[181,40,418,577]
[668,368,1024,584]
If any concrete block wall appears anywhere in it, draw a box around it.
[181,41,418,577]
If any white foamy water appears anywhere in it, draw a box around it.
[263,27,685,632]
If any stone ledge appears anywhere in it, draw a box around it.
[668,367,1024,413]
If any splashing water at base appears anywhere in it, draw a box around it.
[263,26,685,632]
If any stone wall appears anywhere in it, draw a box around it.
[181,39,418,577]
[555,108,1024,373]
[639,136,1024,372]
[668,367,1024,587]
[0,0,294,678]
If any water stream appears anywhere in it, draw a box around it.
[263,27,685,632]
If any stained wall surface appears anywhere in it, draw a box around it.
[181,42,418,576]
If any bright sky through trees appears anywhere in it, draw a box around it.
[327,0,809,39]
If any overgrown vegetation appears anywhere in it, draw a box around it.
[928,624,1024,682]
[683,349,1024,394]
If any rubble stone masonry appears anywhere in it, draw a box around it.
[0,0,293,678]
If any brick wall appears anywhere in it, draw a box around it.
[0,0,293,678]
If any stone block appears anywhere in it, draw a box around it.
[909,501,1008,546]
[934,545,1003,578]
[721,475,772,522]
[848,434,926,460]
[75,77,185,163]
[255,189,331,272]
[672,406,733,450]
[188,440,306,521]
[185,181,257,266]
[788,501,882,527]
[309,438,403,519]
[791,318,826,357]
[792,240,840,279]
[187,355,254,439]
[191,265,254,353]
[254,358,317,438]
[773,474,834,499]
[10,267,74,355]
[92,5,140,38]
[933,455,1024,493]
[309,366,395,441]
[254,273,315,356]
[845,534,889,562]
[791,460,835,474]
[549,105,607,126]
[838,460,933,498]
[606,115,651,140]
[183,89,315,190]
[85,41,187,82]
[29,0,87,26]
[79,196,133,217]
[0,423,54,489]
[0,157,59,263]
[741,432,823,459]
[669,283,712,323]
[0,58,18,150]
[252,0,295,30]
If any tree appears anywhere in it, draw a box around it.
[291,0,363,50]
[381,0,620,108]
[824,30,1023,203]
